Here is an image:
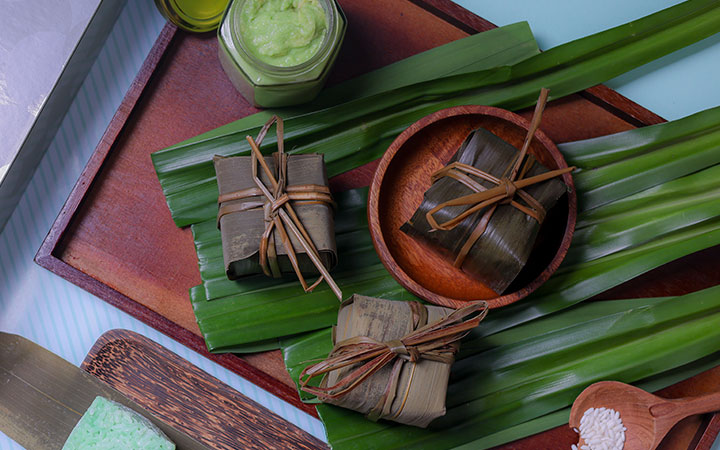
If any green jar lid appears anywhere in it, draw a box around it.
[154,0,230,32]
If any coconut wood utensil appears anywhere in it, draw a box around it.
[570,381,720,450]
[0,332,210,450]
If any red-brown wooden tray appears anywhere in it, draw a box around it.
[36,1,720,448]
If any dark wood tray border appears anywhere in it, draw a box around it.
[33,2,716,447]
[32,23,315,416]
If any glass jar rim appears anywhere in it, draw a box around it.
[154,0,229,32]
[230,0,337,74]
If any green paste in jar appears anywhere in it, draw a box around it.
[240,0,328,67]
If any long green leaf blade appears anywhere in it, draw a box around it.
[559,105,720,168]
[155,22,540,154]
[307,286,720,449]
[452,351,720,450]
[154,0,720,227]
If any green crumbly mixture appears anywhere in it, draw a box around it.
[62,396,175,450]
[240,0,328,67]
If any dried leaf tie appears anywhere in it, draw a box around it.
[425,88,575,268]
[216,116,342,299]
[299,301,488,421]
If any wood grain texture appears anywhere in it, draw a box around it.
[32,0,720,448]
[82,330,325,450]
[570,381,720,450]
[368,105,576,309]
[408,0,495,34]
[0,332,211,450]
[696,415,720,450]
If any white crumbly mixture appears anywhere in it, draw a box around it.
[571,407,626,450]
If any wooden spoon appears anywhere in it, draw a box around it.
[569,381,720,449]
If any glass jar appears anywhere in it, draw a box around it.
[217,0,346,107]
[154,0,230,32]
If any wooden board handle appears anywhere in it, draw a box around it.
[82,329,326,450]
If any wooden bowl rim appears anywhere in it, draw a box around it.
[368,105,577,309]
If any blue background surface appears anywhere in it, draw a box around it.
[0,0,718,448]
[457,0,720,121]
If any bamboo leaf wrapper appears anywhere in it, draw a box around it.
[309,296,462,427]
[401,128,568,294]
[214,153,336,278]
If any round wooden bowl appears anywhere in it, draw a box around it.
[368,105,577,309]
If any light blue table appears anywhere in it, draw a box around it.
[1,1,718,448]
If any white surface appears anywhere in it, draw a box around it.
[0,0,100,169]
[457,0,720,121]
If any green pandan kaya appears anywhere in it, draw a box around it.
[239,0,328,67]
[62,397,175,450]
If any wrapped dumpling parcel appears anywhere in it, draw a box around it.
[401,127,571,294]
[214,152,336,279]
[300,295,487,427]
[213,115,341,299]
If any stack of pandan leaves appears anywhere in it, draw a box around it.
[152,0,720,447]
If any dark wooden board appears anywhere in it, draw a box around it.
[82,330,326,450]
[35,0,720,448]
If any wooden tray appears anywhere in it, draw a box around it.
[82,329,325,449]
[35,0,720,448]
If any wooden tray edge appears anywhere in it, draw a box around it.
[408,0,495,34]
[695,415,720,450]
[581,85,666,127]
[33,22,316,417]
[35,23,177,264]
[35,250,316,415]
